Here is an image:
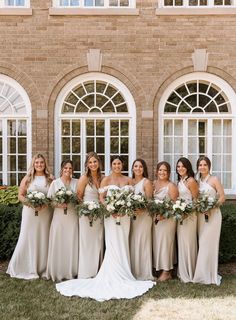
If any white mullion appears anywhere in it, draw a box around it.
[94,119,96,153]
[183,118,188,156]
[207,118,213,163]
[119,119,121,155]
[220,119,223,182]
[81,118,86,173]
[16,119,19,184]
[2,119,7,184]
[105,119,110,176]
[232,117,236,191]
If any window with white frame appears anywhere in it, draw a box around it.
[53,0,134,7]
[0,75,31,186]
[1,0,30,7]
[159,0,235,7]
[159,72,236,194]
[55,73,136,177]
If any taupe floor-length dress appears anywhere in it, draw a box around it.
[193,175,222,285]
[130,178,153,280]
[78,183,104,278]
[7,176,52,279]
[153,184,177,271]
[46,178,78,282]
[177,179,197,283]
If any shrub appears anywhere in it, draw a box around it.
[0,202,235,262]
[219,203,236,263]
[0,204,22,260]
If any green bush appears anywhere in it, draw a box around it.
[0,204,22,260]
[219,203,236,263]
[0,186,19,205]
[0,202,235,262]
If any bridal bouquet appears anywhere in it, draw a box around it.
[194,192,218,222]
[77,201,105,226]
[51,187,78,215]
[127,192,148,220]
[147,197,174,224]
[24,190,49,216]
[172,198,194,225]
[105,186,134,225]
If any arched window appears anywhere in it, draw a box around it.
[0,75,31,185]
[159,72,236,194]
[55,73,136,177]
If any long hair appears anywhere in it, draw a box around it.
[131,158,149,179]
[196,155,211,178]
[155,161,171,180]
[110,155,124,166]
[60,159,74,177]
[176,157,195,182]
[84,152,103,186]
[25,153,52,187]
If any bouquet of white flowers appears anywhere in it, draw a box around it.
[127,192,148,220]
[24,190,49,216]
[77,200,105,226]
[172,198,194,225]
[51,187,78,215]
[194,192,218,222]
[105,186,134,225]
[147,197,174,224]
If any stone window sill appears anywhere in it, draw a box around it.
[49,8,139,16]
[156,7,236,15]
[0,8,32,15]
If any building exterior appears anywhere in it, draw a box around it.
[0,0,236,197]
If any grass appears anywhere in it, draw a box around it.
[0,273,236,320]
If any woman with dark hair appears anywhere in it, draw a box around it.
[193,156,225,285]
[176,157,199,283]
[56,155,155,301]
[46,159,79,282]
[130,158,154,280]
[7,154,53,279]
[153,161,178,281]
[77,152,104,278]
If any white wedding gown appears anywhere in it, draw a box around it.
[56,185,155,301]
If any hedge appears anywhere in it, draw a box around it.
[0,203,236,262]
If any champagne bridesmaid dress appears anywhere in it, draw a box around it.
[193,175,222,285]
[46,178,79,282]
[153,184,176,272]
[78,183,104,278]
[130,178,153,280]
[177,179,197,282]
[7,176,52,279]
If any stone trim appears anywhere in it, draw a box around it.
[156,8,236,15]
[49,8,139,16]
[0,8,32,15]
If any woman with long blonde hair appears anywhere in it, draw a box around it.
[7,153,53,279]
[77,152,104,278]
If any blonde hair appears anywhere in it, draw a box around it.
[84,152,103,186]
[25,153,52,187]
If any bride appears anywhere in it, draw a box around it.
[56,155,155,301]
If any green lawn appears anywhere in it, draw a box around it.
[0,273,235,320]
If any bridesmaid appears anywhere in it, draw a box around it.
[130,158,154,280]
[7,153,53,279]
[153,161,178,281]
[176,157,199,283]
[193,156,225,285]
[77,152,104,278]
[46,159,78,282]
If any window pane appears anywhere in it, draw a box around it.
[198,121,206,135]
[18,120,27,136]
[223,120,231,135]
[188,137,197,153]
[62,121,70,135]
[223,137,231,153]
[86,120,94,135]
[96,138,104,153]
[72,138,80,153]
[0,138,2,153]
[174,120,183,136]
[121,138,128,153]
[212,155,221,171]
[174,137,183,153]
[72,155,80,173]
[164,137,172,153]
[18,138,27,153]
[222,172,231,189]
[9,173,16,186]
[96,120,105,135]
[213,120,221,135]
[120,121,129,136]
[72,121,80,136]
[8,138,16,153]
[164,120,173,135]
[8,120,16,136]
[188,120,197,135]
[110,138,119,153]
[213,137,221,153]
[8,155,16,171]
[62,138,70,153]
[18,155,27,171]
[86,138,94,153]
[110,121,119,136]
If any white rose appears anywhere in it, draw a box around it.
[127,201,131,207]
[27,194,33,199]
[58,191,64,196]
[66,190,72,196]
